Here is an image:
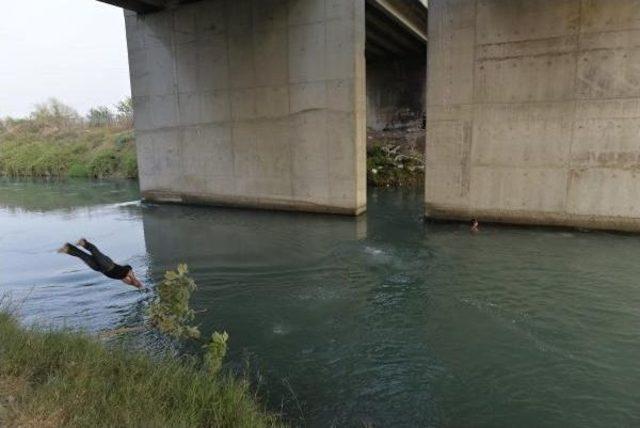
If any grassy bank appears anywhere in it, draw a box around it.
[0,312,281,427]
[0,98,137,179]
[0,125,137,179]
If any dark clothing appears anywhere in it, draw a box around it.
[103,264,132,280]
[66,241,131,280]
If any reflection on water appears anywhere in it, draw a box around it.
[0,177,140,212]
[1,178,640,427]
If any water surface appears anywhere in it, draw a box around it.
[1,178,639,427]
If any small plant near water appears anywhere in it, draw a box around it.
[148,263,229,374]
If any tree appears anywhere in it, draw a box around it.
[87,106,114,127]
[115,97,133,127]
[30,98,80,128]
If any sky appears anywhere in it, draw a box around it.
[0,0,130,118]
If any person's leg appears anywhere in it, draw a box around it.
[60,243,101,272]
[78,239,115,272]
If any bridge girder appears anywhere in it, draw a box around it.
[97,0,200,14]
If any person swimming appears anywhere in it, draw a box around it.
[58,238,143,288]
[470,218,479,233]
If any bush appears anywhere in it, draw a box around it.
[88,149,120,178]
[86,106,114,127]
[30,98,80,129]
[114,131,134,149]
[367,143,424,187]
[68,162,90,178]
[121,152,138,179]
[115,97,133,127]
[148,264,229,375]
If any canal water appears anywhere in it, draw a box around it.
[1,178,639,427]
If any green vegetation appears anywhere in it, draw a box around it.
[0,311,280,427]
[0,266,281,427]
[0,98,137,179]
[148,264,229,376]
[367,142,424,187]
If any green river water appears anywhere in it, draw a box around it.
[1,178,639,427]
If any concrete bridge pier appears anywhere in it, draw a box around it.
[426,0,640,231]
[125,0,367,215]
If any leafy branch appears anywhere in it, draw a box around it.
[148,264,228,374]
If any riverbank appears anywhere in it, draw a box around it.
[0,123,137,179]
[0,311,281,427]
[367,128,425,187]
[1,99,427,186]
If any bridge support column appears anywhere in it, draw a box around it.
[126,0,366,215]
[426,0,640,231]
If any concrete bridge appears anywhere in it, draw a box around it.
[101,0,640,231]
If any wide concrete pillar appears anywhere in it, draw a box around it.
[125,0,366,215]
[426,0,640,231]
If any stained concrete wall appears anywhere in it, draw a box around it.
[366,58,425,130]
[426,0,640,231]
[125,0,366,215]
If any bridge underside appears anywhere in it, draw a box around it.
[100,0,198,14]
[366,1,426,131]
[121,0,426,215]
[427,0,640,232]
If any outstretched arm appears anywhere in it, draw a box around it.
[122,271,143,289]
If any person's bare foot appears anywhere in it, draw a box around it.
[76,238,87,247]
[57,243,70,254]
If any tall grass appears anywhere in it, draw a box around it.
[0,127,137,179]
[0,312,282,427]
[0,98,138,179]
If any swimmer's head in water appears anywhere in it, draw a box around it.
[470,219,479,232]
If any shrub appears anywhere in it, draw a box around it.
[121,152,138,179]
[68,162,90,178]
[367,143,424,187]
[115,97,133,127]
[30,98,80,129]
[114,131,134,150]
[86,106,115,127]
[148,264,229,375]
[88,149,120,178]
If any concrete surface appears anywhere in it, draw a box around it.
[426,0,640,231]
[126,0,368,215]
[364,0,427,131]
[100,0,164,14]
[367,57,425,130]
[100,0,205,14]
